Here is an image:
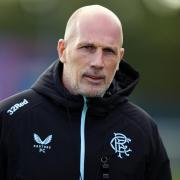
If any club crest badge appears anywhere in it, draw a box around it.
[110,133,132,159]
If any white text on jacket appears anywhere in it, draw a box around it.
[7,99,29,116]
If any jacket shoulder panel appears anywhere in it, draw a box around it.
[119,101,158,149]
[0,89,42,120]
[121,101,156,129]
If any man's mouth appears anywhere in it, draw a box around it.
[83,74,105,84]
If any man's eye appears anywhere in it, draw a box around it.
[80,45,96,52]
[103,48,115,54]
[83,45,94,50]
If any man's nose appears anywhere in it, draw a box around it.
[90,49,104,69]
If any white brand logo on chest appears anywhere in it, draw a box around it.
[33,133,52,153]
[7,99,29,115]
[110,133,132,159]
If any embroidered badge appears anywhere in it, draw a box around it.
[33,133,52,153]
[110,133,132,159]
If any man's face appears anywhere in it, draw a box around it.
[58,15,124,97]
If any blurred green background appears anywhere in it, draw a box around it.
[0,0,179,179]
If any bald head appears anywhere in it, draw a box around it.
[64,5,123,47]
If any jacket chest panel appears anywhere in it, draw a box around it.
[7,110,81,180]
[6,105,148,180]
[84,113,147,179]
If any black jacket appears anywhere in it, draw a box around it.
[0,59,172,180]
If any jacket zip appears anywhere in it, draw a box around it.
[80,96,88,180]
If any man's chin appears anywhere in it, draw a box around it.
[80,88,106,98]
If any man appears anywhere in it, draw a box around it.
[0,5,172,180]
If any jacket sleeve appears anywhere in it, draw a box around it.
[145,123,172,180]
[0,112,6,180]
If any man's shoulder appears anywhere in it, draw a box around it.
[120,101,157,131]
[0,89,42,119]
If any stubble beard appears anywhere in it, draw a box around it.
[63,69,110,97]
[72,78,110,97]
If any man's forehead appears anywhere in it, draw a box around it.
[64,5,123,47]
[74,13,122,46]
[75,26,121,48]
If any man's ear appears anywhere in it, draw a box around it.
[57,39,66,63]
[119,48,125,60]
[116,48,125,71]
